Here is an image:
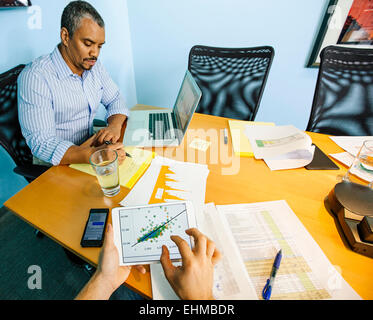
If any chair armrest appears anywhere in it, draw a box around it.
[13,164,50,181]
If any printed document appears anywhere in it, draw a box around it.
[228,120,275,157]
[244,125,314,170]
[120,156,209,222]
[151,203,258,300]
[216,200,361,300]
[329,136,373,157]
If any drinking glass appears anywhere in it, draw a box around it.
[89,149,120,197]
[344,140,373,188]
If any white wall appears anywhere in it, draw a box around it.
[92,0,137,112]
[127,0,329,130]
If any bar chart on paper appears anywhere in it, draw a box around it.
[216,201,333,300]
[149,165,188,203]
[121,156,209,222]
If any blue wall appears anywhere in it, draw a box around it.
[127,0,328,129]
[0,0,136,205]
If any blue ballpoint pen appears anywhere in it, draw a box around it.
[262,249,282,300]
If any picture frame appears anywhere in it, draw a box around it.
[0,0,31,7]
[307,0,373,67]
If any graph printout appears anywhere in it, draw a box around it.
[118,202,192,264]
[216,200,361,300]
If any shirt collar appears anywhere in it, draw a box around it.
[51,45,92,80]
[51,46,74,80]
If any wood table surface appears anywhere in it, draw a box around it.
[4,110,373,299]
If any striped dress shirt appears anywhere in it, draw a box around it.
[18,46,129,165]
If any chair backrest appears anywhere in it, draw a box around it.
[188,45,274,120]
[0,64,33,167]
[306,45,373,135]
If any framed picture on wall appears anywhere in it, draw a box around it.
[307,0,373,67]
[0,0,31,7]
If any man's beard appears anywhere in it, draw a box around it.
[82,57,97,70]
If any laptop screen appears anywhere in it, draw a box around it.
[173,71,202,135]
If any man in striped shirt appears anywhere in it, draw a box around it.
[18,1,128,166]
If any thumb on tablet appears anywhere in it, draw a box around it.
[160,245,176,280]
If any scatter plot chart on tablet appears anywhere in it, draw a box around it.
[118,202,193,264]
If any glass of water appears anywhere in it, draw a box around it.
[89,149,120,197]
[344,140,373,188]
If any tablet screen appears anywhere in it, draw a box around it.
[116,202,192,264]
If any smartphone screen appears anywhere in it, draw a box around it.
[81,209,109,247]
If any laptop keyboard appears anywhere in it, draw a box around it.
[149,113,172,140]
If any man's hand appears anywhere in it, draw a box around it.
[75,223,146,300]
[160,228,222,300]
[100,141,127,165]
[93,124,122,146]
[60,134,127,165]
[95,224,146,293]
[92,114,127,146]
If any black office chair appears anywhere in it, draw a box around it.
[0,64,49,183]
[188,45,274,120]
[306,45,373,135]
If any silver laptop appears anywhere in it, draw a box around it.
[123,70,202,147]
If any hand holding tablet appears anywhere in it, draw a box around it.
[77,202,222,300]
[112,201,197,266]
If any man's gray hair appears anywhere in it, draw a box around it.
[61,1,105,37]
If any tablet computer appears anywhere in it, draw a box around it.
[112,201,197,266]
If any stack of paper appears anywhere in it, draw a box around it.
[245,125,315,170]
[151,203,258,300]
[215,200,360,300]
[329,136,373,157]
[228,120,275,157]
[120,156,209,221]
[151,199,360,300]
[69,147,154,189]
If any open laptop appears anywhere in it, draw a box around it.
[123,70,202,147]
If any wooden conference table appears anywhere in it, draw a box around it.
[4,108,373,300]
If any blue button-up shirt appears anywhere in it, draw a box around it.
[18,46,129,165]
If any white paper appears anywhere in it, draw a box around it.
[189,138,211,152]
[150,263,180,300]
[151,203,258,300]
[329,152,373,182]
[120,156,209,224]
[329,136,373,157]
[216,200,361,300]
[264,145,315,171]
[329,152,354,168]
[245,125,312,160]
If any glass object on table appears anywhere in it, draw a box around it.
[89,149,120,197]
[343,140,373,188]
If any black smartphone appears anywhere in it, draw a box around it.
[80,208,109,247]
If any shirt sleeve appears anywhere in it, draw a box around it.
[18,68,74,166]
[97,62,130,121]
